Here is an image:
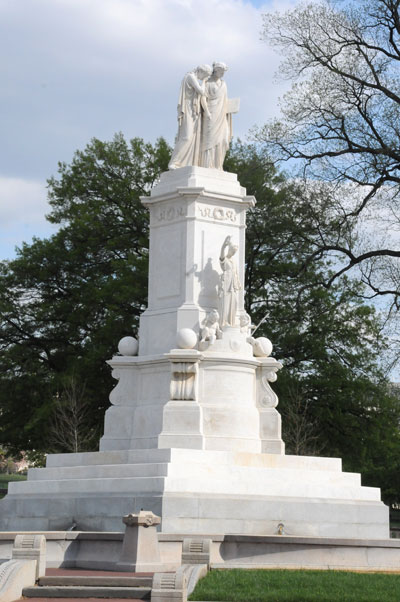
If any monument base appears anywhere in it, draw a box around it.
[0,447,389,539]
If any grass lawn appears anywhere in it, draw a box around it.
[0,473,27,498]
[189,568,400,602]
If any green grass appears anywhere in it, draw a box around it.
[0,473,27,498]
[0,473,27,483]
[189,568,400,602]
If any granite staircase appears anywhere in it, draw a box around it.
[21,571,152,600]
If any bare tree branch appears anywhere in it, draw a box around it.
[258,0,400,302]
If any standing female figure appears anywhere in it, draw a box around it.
[218,236,241,327]
[169,65,212,170]
[200,62,232,170]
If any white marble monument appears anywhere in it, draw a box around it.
[0,64,389,539]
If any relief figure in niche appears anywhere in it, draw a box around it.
[218,236,241,327]
[169,65,212,170]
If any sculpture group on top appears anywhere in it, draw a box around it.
[169,62,239,170]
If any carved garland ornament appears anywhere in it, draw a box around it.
[199,206,237,222]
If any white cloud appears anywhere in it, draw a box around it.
[0,177,47,225]
[0,177,55,260]
[0,0,302,259]
[0,0,293,151]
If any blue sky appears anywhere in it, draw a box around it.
[0,0,300,260]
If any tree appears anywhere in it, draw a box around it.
[49,376,97,453]
[0,134,170,453]
[225,141,400,503]
[258,0,400,308]
[0,134,399,504]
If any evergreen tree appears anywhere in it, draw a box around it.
[0,134,169,453]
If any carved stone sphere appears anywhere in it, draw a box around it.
[176,328,197,349]
[253,336,273,358]
[118,336,139,356]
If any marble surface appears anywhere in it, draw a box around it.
[2,448,388,537]
[0,166,390,541]
[169,63,238,170]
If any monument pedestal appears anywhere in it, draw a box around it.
[1,448,388,538]
[0,167,389,540]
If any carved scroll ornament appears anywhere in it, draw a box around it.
[257,367,279,409]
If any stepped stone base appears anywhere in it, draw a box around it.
[0,448,389,538]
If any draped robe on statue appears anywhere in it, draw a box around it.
[168,72,204,169]
[200,80,232,170]
[219,254,241,327]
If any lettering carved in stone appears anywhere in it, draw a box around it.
[157,205,186,222]
[170,362,198,400]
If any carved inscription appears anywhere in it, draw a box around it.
[157,205,186,222]
[199,205,237,222]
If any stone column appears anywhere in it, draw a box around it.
[115,510,163,572]
[139,167,255,356]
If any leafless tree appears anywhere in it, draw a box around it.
[281,383,325,456]
[258,0,400,308]
[49,377,97,453]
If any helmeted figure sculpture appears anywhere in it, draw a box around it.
[218,235,241,327]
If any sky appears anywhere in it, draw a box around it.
[0,0,300,260]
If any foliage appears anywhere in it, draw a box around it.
[49,376,99,453]
[0,134,170,454]
[258,0,400,307]
[225,142,400,502]
[23,450,47,468]
[189,568,400,602]
[0,474,27,500]
[0,134,399,503]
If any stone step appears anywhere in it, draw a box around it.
[45,447,343,472]
[46,449,172,468]
[28,463,170,481]
[8,476,166,495]
[15,597,150,602]
[22,585,151,599]
[26,461,361,487]
[39,576,153,587]
[8,472,380,501]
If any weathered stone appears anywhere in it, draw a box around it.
[182,538,211,566]
[151,570,187,602]
[115,510,163,572]
[12,533,46,579]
